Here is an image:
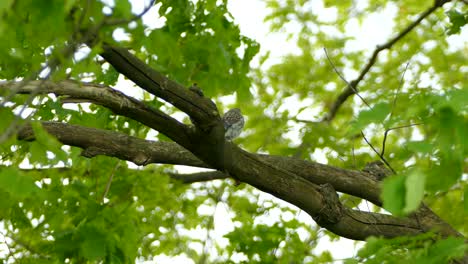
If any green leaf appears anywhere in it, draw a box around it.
[0,0,14,14]
[30,122,67,162]
[0,107,16,136]
[29,141,50,164]
[445,10,468,35]
[381,174,406,215]
[403,170,425,213]
[11,204,32,228]
[344,259,360,264]
[426,107,464,192]
[114,0,133,19]
[357,236,383,258]
[418,237,468,263]
[0,167,38,200]
[405,141,434,154]
[79,225,108,260]
[100,66,120,86]
[444,88,468,112]
[349,102,391,134]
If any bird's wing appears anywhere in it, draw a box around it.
[223,121,231,130]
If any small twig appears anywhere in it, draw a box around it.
[323,48,350,85]
[73,0,92,35]
[323,48,371,109]
[324,0,450,122]
[389,62,411,121]
[361,131,396,174]
[381,123,423,156]
[104,0,156,26]
[293,117,320,124]
[101,161,120,201]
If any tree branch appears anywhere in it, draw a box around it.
[0,80,192,147]
[324,0,450,122]
[96,44,228,170]
[103,0,156,26]
[168,171,230,184]
[15,121,462,239]
[98,44,219,126]
[16,121,207,168]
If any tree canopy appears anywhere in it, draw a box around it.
[0,0,466,263]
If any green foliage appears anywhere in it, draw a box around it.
[0,167,41,201]
[381,174,406,215]
[0,0,466,263]
[29,122,68,165]
[136,0,258,98]
[445,9,468,35]
[354,235,467,264]
[348,102,391,135]
[381,169,426,215]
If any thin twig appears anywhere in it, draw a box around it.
[323,48,371,108]
[325,0,450,122]
[101,161,120,201]
[323,48,350,85]
[381,123,423,156]
[73,0,92,35]
[361,131,396,174]
[389,62,411,121]
[293,117,320,124]
[104,0,156,26]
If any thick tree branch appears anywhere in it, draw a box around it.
[324,0,451,122]
[11,161,428,241]
[16,122,206,168]
[16,121,377,202]
[89,45,332,231]
[96,44,228,169]
[0,80,192,147]
[258,154,381,205]
[15,121,462,240]
[98,44,219,126]
[6,5,461,241]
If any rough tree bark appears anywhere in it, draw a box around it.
[2,74,462,242]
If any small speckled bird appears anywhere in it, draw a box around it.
[223,108,244,140]
[363,160,392,181]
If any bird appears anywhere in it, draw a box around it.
[222,108,244,140]
[363,160,392,181]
